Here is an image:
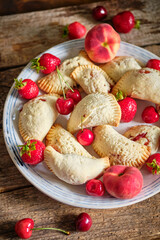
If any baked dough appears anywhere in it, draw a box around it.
[67,93,121,134]
[124,125,160,154]
[38,50,93,95]
[46,124,92,158]
[92,125,151,168]
[112,68,160,104]
[19,94,59,141]
[100,56,141,83]
[44,146,110,185]
[70,64,114,94]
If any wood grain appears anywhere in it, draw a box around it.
[0,0,160,69]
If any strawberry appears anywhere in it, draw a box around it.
[115,90,137,122]
[146,59,160,71]
[31,53,61,74]
[14,78,39,99]
[146,153,160,175]
[142,106,159,123]
[18,140,45,165]
[63,22,86,39]
[112,11,140,33]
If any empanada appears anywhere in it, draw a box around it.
[67,93,121,134]
[38,50,93,95]
[70,64,114,94]
[46,124,92,158]
[19,94,59,141]
[44,146,110,185]
[124,125,160,154]
[92,125,151,168]
[100,56,141,83]
[112,68,160,104]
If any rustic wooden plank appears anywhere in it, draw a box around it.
[0,186,160,239]
[0,0,160,69]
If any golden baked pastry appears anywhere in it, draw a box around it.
[19,94,59,141]
[112,68,160,104]
[100,56,141,83]
[92,125,151,168]
[124,125,160,154]
[38,50,93,95]
[44,146,110,185]
[46,124,92,157]
[70,64,114,94]
[67,93,121,134]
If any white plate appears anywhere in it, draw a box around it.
[3,39,160,209]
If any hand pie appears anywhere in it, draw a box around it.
[44,146,110,185]
[19,94,59,141]
[38,50,93,95]
[67,93,121,134]
[46,124,92,158]
[100,56,141,83]
[124,125,160,154]
[92,125,151,168]
[70,64,114,94]
[112,68,160,104]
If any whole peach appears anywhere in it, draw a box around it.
[103,165,143,199]
[85,24,120,63]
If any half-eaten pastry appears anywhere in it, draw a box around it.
[92,125,151,168]
[44,146,110,185]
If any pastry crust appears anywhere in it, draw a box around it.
[67,93,121,134]
[100,56,141,83]
[124,125,160,154]
[19,94,59,141]
[92,125,151,168]
[70,64,114,94]
[38,50,93,95]
[46,124,92,158]
[112,68,160,104]
[44,146,110,185]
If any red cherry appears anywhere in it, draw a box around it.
[142,106,159,123]
[86,179,105,196]
[146,59,160,71]
[66,89,81,104]
[112,11,135,33]
[92,6,107,21]
[77,128,94,146]
[15,218,34,239]
[56,97,74,115]
[76,213,92,232]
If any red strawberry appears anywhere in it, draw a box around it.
[18,139,45,165]
[31,53,61,74]
[63,22,86,39]
[146,153,160,175]
[146,59,160,71]
[116,90,137,122]
[142,106,159,123]
[112,11,140,33]
[14,78,39,99]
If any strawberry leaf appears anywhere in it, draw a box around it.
[62,25,69,38]
[18,140,37,158]
[14,78,27,89]
[134,20,140,29]
[146,159,160,175]
[31,58,46,73]
[115,90,126,101]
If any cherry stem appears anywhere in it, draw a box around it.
[31,227,70,235]
[57,67,74,97]
[57,67,66,99]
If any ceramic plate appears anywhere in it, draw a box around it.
[3,39,160,209]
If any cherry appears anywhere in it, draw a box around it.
[76,213,92,232]
[77,128,94,146]
[66,89,81,104]
[142,106,159,123]
[15,218,70,239]
[112,11,137,33]
[146,59,160,71]
[92,6,107,21]
[86,179,105,196]
[56,97,74,115]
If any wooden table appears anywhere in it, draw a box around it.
[0,1,160,239]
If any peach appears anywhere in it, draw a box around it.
[103,165,143,199]
[85,24,120,63]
